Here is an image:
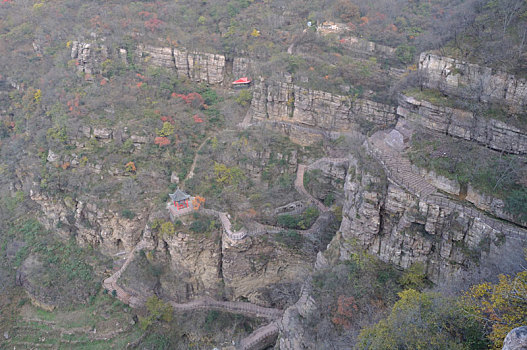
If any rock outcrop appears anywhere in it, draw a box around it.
[338,35,396,59]
[221,235,311,307]
[70,41,108,79]
[419,53,527,108]
[30,190,145,253]
[72,41,253,85]
[155,228,223,301]
[398,94,527,154]
[502,326,527,350]
[173,48,225,84]
[337,154,527,284]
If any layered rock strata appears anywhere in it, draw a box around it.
[338,155,527,284]
[248,79,397,144]
[398,94,527,154]
[419,53,527,108]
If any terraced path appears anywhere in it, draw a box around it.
[181,135,211,189]
[101,155,352,349]
[295,157,349,213]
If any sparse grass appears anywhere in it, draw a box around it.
[407,131,526,219]
[404,88,455,108]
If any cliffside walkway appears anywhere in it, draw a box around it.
[295,164,329,212]
[102,238,282,350]
[367,131,527,242]
[295,157,349,213]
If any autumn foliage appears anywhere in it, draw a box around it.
[171,92,204,108]
[192,196,206,209]
[154,136,170,146]
[331,295,358,329]
[125,161,136,173]
[463,270,527,349]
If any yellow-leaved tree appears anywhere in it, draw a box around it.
[463,269,527,349]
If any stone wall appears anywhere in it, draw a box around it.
[398,94,527,154]
[419,53,527,108]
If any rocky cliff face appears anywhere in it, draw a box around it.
[248,79,397,144]
[222,234,311,307]
[70,41,108,80]
[398,94,527,155]
[155,228,223,301]
[72,41,251,85]
[30,190,145,253]
[337,155,526,284]
[419,53,527,108]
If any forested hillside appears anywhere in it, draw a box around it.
[0,0,526,349]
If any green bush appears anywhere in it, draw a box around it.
[235,90,253,106]
[356,289,487,350]
[506,189,527,222]
[277,206,319,229]
[121,209,136,219]
[274,230,303,248]
[395,44,416,64]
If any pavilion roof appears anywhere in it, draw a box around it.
[232,77,251,85]
[169,189,190,202]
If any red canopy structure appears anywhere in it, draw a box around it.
[232,77,251,85]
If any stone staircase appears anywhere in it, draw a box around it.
[368,131,437,198]
[239,322,280,350]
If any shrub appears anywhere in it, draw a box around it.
[121,209,136,219]
[235,90,252,106]
[395,44,416,64]
[505,188,527,222]
[190,218,209,233]
[356,289,487,350]
[160,221,175,238]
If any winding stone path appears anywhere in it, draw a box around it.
[239,322,280,350]
[295,164,328,212]
[102,236,282,349]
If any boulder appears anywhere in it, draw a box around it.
[503,327,527,350]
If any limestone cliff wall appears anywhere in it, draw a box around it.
[73,41,250,85]
[337,156,526,284]
[70,41,108,80]
[248,79,397,141]
[398,94,527,154]
[30,190,145,253]
[419,53,527,108]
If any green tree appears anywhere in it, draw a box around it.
[356,289,487,350]
[139,296,173,331]
[235,90,252,106]
[462,269,527,349]
[398,262,428,290]
[156,122,175,137]
[159,221,175,238]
